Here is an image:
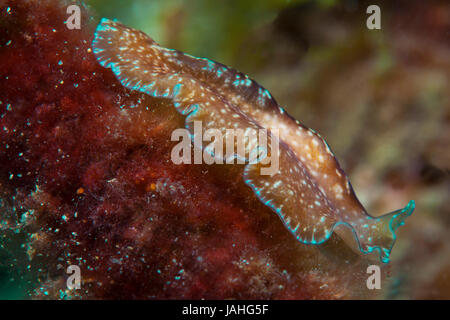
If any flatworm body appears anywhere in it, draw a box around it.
[92,18,414,263]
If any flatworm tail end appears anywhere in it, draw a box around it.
[354,200,415,263]
[92,18,167,92]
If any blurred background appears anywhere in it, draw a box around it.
[85,0,449,299]
[88,0,449,299]
[1,0,448,299]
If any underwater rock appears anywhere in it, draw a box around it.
[0,0,401,299]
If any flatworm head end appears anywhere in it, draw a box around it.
[350,200,415,263]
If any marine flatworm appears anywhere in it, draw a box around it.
[92,18,414,263]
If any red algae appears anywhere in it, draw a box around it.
[0,0,382,299]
